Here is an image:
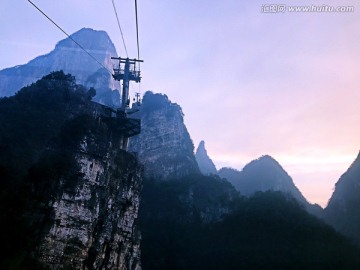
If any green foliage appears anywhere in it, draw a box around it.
[0,71,100,269]
[139,177,360,270]
[141,91,184,118]
[140,175,239,223]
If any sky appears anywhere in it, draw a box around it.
[1,0,360,207]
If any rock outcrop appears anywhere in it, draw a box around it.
[0,28,120,107]
[38,134,142,270]
[0,71,142,269]
[195,140,217,175]
[129,92,200,180]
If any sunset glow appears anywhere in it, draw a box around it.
[1,0,360,207]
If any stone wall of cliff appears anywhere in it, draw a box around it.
[0,71,142,269]
[36,110,142,270]
[129,92,199,180]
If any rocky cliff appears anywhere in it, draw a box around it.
[38,126,142,270]
[129,92,200,180]
[0,71,142,270]
[195,140,217,175]
[0,28,120,107]
[324,151,360,244]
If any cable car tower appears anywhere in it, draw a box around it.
[111,57,143,111]
[110,0,144,151]
[110,57,143,150]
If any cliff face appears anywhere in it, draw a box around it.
[38,134,142,270]
[0,71,142,270]
[129,92,199,180]
[195,140,217,175]
[0,28,120,107]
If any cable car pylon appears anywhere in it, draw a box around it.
[107,57,143,151]
[109,0,144,151]
[111,57,143,111]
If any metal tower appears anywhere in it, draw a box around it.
[111,57,143,110]
[111,57,143,150]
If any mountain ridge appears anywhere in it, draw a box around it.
[217,155,323,216]
[0,28,120,106]
[325,150,360,244]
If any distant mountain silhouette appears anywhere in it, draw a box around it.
[0,28,120,107]
[325,151,360,244]
[219,155,322,215]
[140,178,360,270]
[218,167,241,188]
[237,156,306,199]
[195,140,217,175]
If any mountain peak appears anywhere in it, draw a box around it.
[0,28,119,105]
[195,140,217,175]
[55,28,115,52]
[220,155,308,204]
[129,91,200,180]
[198,140,205,148]
[255,154,280,165]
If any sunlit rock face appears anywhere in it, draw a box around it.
[38,127,142,270]
[0,28,120,107]
[195,140,217,176]
[129,91,200,180]
[324,151,360,244]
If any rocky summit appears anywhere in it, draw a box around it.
[195,140,217,175]
[129,91,200,180]
[0,28,120,107]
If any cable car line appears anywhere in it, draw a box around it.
[112,0,128,58]
[134,0,140,60]
[27,0,113,76]
[134,0,142,97]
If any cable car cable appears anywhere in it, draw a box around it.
[134,0,142,97]
[112,0,128,58]
[134,0,140,60]
[27,0,112,75]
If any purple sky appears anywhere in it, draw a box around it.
[1,0,360,207]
